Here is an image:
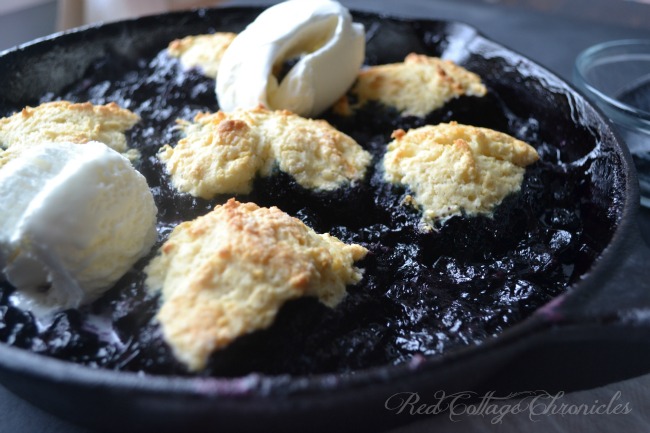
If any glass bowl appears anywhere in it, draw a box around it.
[573,39,650,208]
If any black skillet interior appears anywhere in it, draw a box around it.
[0,5,646,433]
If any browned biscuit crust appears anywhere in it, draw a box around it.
[167,32,237,78]
[158,106,371,198]
[0,101,139,155]
[145,198,368,371]
[383,121,539,224]
[335,53,487,117]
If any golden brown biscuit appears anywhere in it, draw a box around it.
[145,198,368,371]
[383,122,539,224]
[0,101,139,155]
[159,110,264,198]
[335,53,487,117]
[158,106,371,198]
[167,32,237,79]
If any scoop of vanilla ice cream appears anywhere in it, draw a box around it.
[216,0,365,118]
[0,141,158,317]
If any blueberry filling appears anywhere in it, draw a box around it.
[0,48,613,377]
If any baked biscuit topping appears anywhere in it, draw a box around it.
[0,101,139,155]
[145,198,368,371]
[383,122,539,224]
[158,106,371,198]
[336,53,487,117]
[167,32,237,79]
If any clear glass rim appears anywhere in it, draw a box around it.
[574,39,650,122]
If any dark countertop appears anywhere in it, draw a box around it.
[1,1,649,432]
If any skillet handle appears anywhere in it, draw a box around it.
[538,222,650,325]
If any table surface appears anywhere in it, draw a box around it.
[1,0,650,432]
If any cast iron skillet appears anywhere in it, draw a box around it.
[0,6,649,433]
